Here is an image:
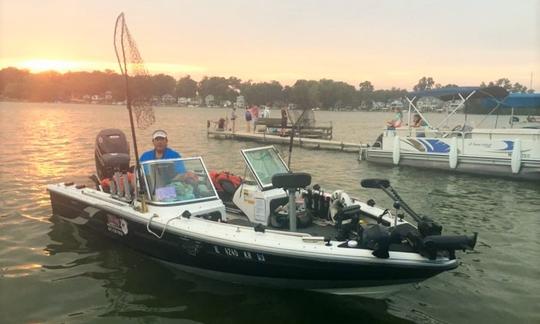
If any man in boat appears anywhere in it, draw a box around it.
[140,130,181,161]
[140,130,186,174]
[139,129,192,194]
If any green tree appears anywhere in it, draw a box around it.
[290,80,319,109]
[510,82,529,93]
[318,79,339,109]
[198,76,231,102]
[413,77,435,91]
[242,81,283,105]
[151,74,176,97]
[358,80,374,108]
[175,75,197,98]
[0,67,30,95]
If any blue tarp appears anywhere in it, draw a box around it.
[407,86,508,101]
[482,93,540,109]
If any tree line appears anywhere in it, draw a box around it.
[0,67,535,110]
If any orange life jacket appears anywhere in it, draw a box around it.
[210,171,242,194]
[100,172,134,190]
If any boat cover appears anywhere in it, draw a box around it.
[482,93,540,109]
[407,86,508,101]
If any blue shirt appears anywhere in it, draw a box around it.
[140,147,181,162]
[140,147,186,173]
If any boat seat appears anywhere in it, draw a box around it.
[272,172,312,189]
[391,222,419,238]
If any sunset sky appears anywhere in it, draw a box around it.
[1,0,539,90]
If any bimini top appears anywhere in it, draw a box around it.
[482,93,540,109]
[407,86,508,101]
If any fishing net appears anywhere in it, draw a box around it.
[114,13,155,129]
[289,109,315,127]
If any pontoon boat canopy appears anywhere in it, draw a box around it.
[407,86,508,101]
[482,93,540,109]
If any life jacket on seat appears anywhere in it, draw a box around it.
[209,171,243,199]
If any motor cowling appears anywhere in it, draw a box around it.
[95,129,130,180]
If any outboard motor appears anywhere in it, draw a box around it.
[95,129,130,180]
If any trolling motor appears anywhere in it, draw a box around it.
[360,179,442,236]
[360,178,478,260]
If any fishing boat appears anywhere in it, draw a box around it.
[361,87,540,181]
[47,13,476,296]
[48,134,477,296]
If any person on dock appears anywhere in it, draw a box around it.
[250,105,260,133]
[210,117,227,131]
[280,106,288,136]
[244,107,252,132]
[230,107,237,133]
[386,107,402,129]
[262,106,270,118]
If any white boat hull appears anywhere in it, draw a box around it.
[364,128,540,181]
[366,150,540,180]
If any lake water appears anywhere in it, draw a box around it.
[0,102,538,323]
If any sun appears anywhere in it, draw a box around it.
[17,59,83,73]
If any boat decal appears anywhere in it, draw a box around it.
[106,214,128,236]
[213,245,266,262]
[180,239,203,256]
[404,138,450,153]
[502,140,514,151]
[417,139,450,153]
[404,139,426,152]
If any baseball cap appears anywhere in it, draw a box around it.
[152,130,168,140]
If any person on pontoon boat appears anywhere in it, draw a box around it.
[411,114,427,137]
[386,107,403,129]
[412,114,427,128]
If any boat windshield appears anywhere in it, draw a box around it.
[141,158,218,204]
[241,146,289,189]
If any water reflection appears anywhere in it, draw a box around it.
[44,216,411,323]
[2,102,539,323]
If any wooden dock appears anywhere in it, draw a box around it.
[207,130,365,153]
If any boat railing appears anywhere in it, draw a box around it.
[387,127,540,140]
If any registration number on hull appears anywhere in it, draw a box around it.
[213,246,266,262]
